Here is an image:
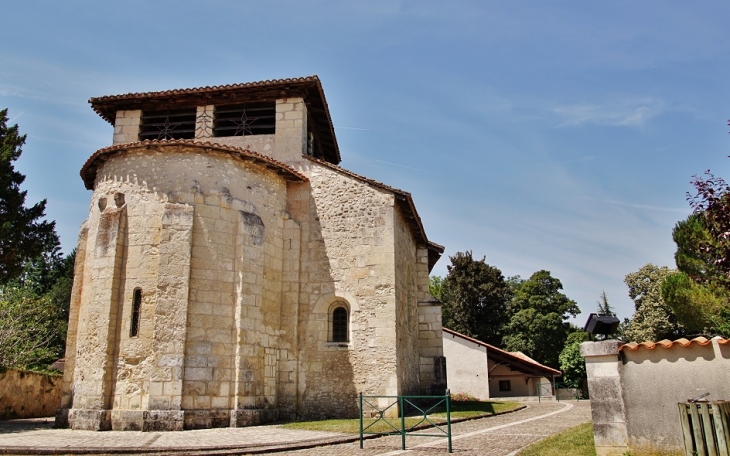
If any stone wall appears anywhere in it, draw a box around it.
[394,205,421,396]
[581,338,730,455]
[62,145,292,430]
[112,99,306,170]
[0,370,62,419]
[296,160,398,418]
[417,300,444,393]
[113,110,141,144]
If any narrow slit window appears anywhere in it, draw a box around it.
[130,288,142,337]
[331,306,348,342]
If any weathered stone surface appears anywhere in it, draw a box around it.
[0,370,61,419]
[59,80,444,431]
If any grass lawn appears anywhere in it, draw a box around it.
[517,422,596,456]
[282,400,522,434]
[517,422,684,456]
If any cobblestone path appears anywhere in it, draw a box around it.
[0,401,591,455]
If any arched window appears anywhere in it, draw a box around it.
[332,307,348,342]
[130,288,142,337]
[328,301,349,343]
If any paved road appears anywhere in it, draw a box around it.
[0,401,591,455]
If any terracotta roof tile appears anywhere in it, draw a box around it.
[619,336,727,352]
[303,155,444,270]
[89,76,321,105]
[80,139,308,190]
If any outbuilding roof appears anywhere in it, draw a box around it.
[619,336,730,352]
[89,75,341,165]
[80,139,308,190]
[304,155,444,271]
[442,327,562,378]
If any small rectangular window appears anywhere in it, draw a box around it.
[499,380,511,392]
[213,102,275,137]
[130,288,142,337]
[139,108,196,141]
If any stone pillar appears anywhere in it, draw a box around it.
[581,340,629,456]
[274,98,307,165]
[113,110,141,144]
[276,216,301,419]
[417,299,445,395]
[55,222,89,428]
[230,210,276,426]
[143,203,193,431]
[67,195,127,430]
[195,105,214,139]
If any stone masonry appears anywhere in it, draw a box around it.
[58,76,445,431]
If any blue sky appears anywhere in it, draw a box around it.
[2,1,729,321]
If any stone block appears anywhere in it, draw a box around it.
[580,340,621,357]
[143,410,185,431]
[68,409,111,431]
[230,408,279,427]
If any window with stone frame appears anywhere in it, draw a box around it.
[328,301,349,343]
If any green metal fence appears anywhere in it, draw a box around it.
[358,390,453,453]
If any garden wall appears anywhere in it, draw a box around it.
[581,337,730,456]
[0,370,62,419]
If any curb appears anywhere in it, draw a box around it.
[0,405,531,455]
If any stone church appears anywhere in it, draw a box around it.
[56,76,446,431]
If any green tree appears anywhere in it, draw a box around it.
[502,270,580,369]
[0,108,58,284]
[558,330,589,390]
[440,251,512,346]
[672,214,721,286]
[429,275,443,301]
[0,250,74,371]
[622,264,683,342]
[0,285,60,369]
[662,213,730,336]
[596,291,614,316]
[687,168,730,281]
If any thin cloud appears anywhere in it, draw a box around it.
[335,126,370,131]
[7,110,26,124]
[372,159,437,174]
[601,198,688,214]
[552,98,666,128]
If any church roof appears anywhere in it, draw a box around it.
[89,75,341,165]
[80,139,308,190]
[304,155,444,271]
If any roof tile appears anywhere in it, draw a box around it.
[80,139,308,190]
[619,336,727,352]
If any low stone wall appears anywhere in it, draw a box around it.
[0,370,62,419]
